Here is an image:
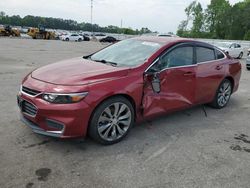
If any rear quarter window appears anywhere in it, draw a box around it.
[196,47,215,63]
[216,49,225,59]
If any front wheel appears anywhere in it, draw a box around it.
[210,79,232,109]
[88,96,134,145]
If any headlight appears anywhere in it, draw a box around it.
[42,92,88,104]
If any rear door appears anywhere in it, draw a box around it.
[195,45,226,104]
[143,43,197,118]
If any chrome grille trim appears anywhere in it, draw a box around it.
[21,86,41,97]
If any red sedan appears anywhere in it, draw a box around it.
[17,37,242,144]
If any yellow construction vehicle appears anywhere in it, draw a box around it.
[0,25,21,37]
[27,25,56,40]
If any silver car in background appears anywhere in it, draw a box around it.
[216,42,244,59]
[247,55,250,71]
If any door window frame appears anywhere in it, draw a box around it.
[145,43,197,73]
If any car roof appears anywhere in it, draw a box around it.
[133,36,210,47]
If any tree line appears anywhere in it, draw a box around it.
[177,0,250,40]
[0,11,152,35]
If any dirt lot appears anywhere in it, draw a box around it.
[0,38,250,188]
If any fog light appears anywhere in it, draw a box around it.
[46,119,64,131]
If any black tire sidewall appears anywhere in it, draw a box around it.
[238,52,243,59]
[211,79,232,109]
[88,96,135,145]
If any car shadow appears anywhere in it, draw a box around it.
[18,96,244,162]
[21,98,241,157]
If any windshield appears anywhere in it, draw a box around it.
[90,39,163,67]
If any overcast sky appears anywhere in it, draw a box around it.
[0,0,243,33]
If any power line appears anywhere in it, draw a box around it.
[91,0,93,35]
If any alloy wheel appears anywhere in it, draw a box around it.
[217,81,232,107]
[97,102,132,142]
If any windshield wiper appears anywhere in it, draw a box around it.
[93,59,118,67]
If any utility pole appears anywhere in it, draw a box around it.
[120,19,123,29]
[91,0,93,35]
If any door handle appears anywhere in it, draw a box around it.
[183,72,194,76]
[216,65,223,70]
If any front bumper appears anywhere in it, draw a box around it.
[18,92,92,138]
[20,115,63,137]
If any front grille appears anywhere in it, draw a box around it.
[22,86,41,96]
[22,100,37,116]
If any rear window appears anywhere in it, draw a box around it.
[196,47,215,63]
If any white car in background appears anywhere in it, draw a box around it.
[217,42,244,59]
[246,55,250,71]
[157,33,178,37]
[61,34,83,42]
[93,33,106,40]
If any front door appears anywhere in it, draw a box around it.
[143,44,197,118]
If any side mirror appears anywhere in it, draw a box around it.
[151,73,161,93]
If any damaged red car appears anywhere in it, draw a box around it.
[18,37,241,144]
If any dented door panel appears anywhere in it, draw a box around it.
[143,66,196,118]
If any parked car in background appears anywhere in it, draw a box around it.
[216,42,244,59]
[246,55,250,70]
[247,48,250,56]
[61,34,83,42]
[79,34,90,41]
[94,33,106,40]
[100,36,117,43]
[18,37,241,145]
[157,33,178,37]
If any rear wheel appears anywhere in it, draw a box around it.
[78,38,82,42]
[65,38,69,41]
[247,67,250,71]
[210,79,232,109]
[89,96,134,145]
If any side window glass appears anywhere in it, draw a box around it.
[196,47,215,63]
[216,49,225,59]
[160,46,194,69]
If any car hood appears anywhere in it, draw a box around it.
[31,57,129,86]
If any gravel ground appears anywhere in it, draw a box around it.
[0,38,250,188]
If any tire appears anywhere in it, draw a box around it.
[65,38,69,41]
[88,96,134,145]
[247,67,250,71]
[210,79,232,109]
[238,52,243,59]
[78,38,82,42]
